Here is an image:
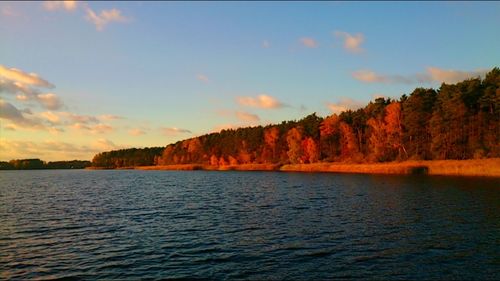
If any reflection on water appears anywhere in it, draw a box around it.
[0,170,499,279]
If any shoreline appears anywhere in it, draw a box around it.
[100,159,500,177]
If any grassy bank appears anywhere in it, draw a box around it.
[281,159,500,176]
[100,159,500,177]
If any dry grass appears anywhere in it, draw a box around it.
[112,158,500,177]
[416,158,500,177]
[280,162,426,175]
[218,164,281,171]
[138,164,204,170]
[281,159,500,177]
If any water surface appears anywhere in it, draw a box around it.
[0,170,499,280]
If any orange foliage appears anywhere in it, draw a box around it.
[301,137,319,163]
[286,127,304,164]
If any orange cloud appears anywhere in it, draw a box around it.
[235,111,260,122]
[300,37,318,48]
[353,67,488,84]
[0,65,53,88]
[128,128,146,136]
[99,114,123,121]
[161,127,192,136]
[326,98,365,114]
[426,67,487,84]
[236,94,284,109]
[43,1,78,12]
[0,138,125,161]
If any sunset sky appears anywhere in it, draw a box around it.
[1,1,499,161]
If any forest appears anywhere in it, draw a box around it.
[0,159,92,170]
[91,147,164,168]
[92,68,499,168]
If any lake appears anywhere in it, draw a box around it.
[0,170,499,280]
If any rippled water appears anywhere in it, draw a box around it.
[0,170,499,280]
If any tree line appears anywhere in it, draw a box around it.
[91,147,164,168]
[90,68,499,168]
[0,159,92,170]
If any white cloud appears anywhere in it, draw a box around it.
[161,127,192,136]
[334,31,364,53]
[85,7,128,31]
[300,37,318,48]
[262,40,270,48]
[236,94,284,109]
[196,74,209,83]
[326,98,365,114]
[43,1,78,12]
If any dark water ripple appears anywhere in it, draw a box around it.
[0,170,499,280]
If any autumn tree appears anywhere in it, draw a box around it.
[286,127,304,164]
[402,88,437,159]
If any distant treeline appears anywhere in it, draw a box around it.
[92,68,499,168]
[0,159,92,170]
[91,147,164,168]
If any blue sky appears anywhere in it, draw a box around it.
[1,1,499,160]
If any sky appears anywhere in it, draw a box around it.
[1,1,499,161]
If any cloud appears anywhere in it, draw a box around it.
[36,93,63,110]
[352,67,488,84]
[235,111,260,122]
[85,7,128,31]
[426,67,487,84]
[128,128,146,136]
[161,127,192,136]
[0,138,123,161]
[40,111,97,125]
[1,5,19,17]
[0,65,65,110]
[334,31,364,53]
[0,99,44,129]
[71,123,113,134]
[300,37,318,48]
[93,138,121,151]
[326,98,365,114]
[99,114,123,121]
[216,109,260,123]
[4,124,17,131]
[236,94,284,109]
[213,124,239,133]
[262,40,270,48]
[43,1,78,12]
[0,65,53,88]
[40,111,61,124]
[196,74,209,83]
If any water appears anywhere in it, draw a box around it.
[0,170,499,280]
